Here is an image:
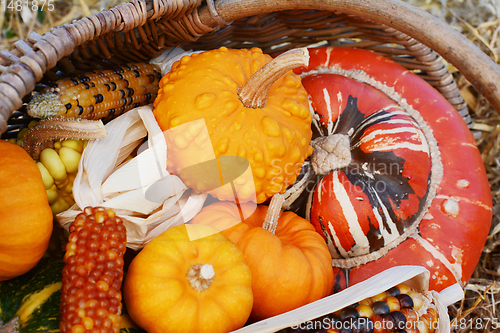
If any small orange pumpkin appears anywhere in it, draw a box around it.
[190,195,334,321]
[123,224,253,333]
[153,47,313,204]
[0,140,53,281]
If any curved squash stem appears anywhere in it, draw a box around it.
[262,193,285,234]
[23,118,107,160]
[238,47,309,109]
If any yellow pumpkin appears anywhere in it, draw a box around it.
[190,195,334,321]
[0,140,53,281]
[153,47,313,203]
[123,224,253,333]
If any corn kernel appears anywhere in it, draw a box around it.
[407,291,424,311]
[40,148,67,181]
[17,127,29,141]
[28,120,38,129]
[359,297,374,306]
[64,195,75,207]
[397,283,412,294]
[385,296,401,312]
[63,182,73,194]
[420,312,436,333]
[62,139,84,153]
[59,147,82,174]
[82,317,94,330]
[417,320,429,333]
[356,304,373,318]
[46,186,59,205]
[37,162,55,190]
[371,291,387,302]
[55,178,69,189]
[51,196,71,214]
[70,325,84,333]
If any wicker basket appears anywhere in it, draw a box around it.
[1,0,500,137]
[0,1,497,330]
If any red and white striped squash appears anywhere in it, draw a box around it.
[288,47,492,295]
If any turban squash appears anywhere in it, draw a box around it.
[287,47,492,294]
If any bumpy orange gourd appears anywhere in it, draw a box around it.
[153,47,313,203]
[0,140,53,281]
[190,197,334,321]
[123,224,253,333]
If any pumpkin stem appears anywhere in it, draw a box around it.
[0,316,20,333]
[262,193,285,234]
[186,264,215,293]
[238,48,309,109]
[310,134,352,175]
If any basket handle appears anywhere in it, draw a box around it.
[199,0,500,116]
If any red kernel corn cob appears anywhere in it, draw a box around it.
[60,207,127,333]
[28,63,161,121]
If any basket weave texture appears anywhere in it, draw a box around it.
[1,0,500,135]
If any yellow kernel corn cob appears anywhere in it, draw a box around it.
[27,63,161,121]
[60,207,127,333]
[36,139,88,214]
[279,283,439,333]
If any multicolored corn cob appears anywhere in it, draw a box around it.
[278,283,438,333]
[27,63,161,121]
[60,207,127,333]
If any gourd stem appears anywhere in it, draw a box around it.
[262,193,285,234]
[310,134,352,175]
[187,264,215,293]
[238,48,309,109]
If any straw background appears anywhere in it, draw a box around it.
[1,0,500,332]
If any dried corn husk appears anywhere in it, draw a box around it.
[232,265,452,333]
[149,47,204,76]
[57,105,207,250]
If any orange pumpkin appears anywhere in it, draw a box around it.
[153,47,313,204]
[123,224,253,333]
[0,140,53,281]
[190,195,334,321]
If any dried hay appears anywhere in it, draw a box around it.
[1,0,500,331]
[412,1,500,332]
